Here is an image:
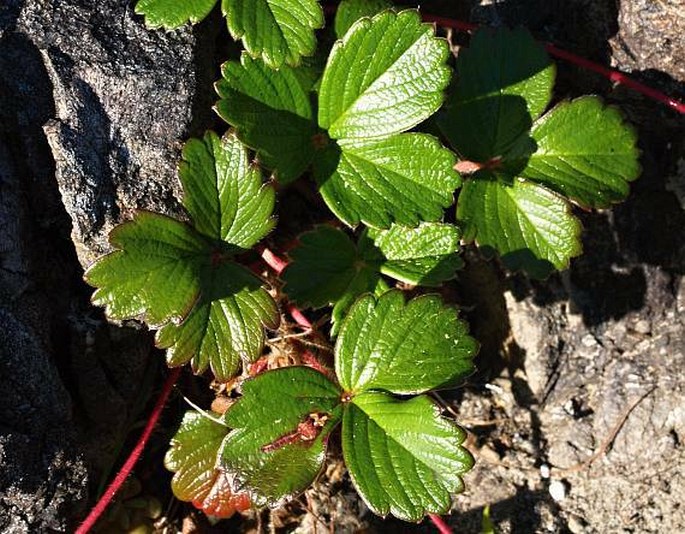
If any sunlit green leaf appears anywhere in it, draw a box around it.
[222,0,324,68]
[343,392,473,521]
[336,290,477,395]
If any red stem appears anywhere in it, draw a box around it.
[75,367,182,534]
[429,513,455,534]
[259,245,288,275]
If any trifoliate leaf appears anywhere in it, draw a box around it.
[439,27,555,163]
[517,97,641,208]
[336,290,477,395]
[457,174,582,278]
[219,367,342,507]
[84,212,211,328]
[319,10,451,140]
[215,56,318,184]
[222,0,324,68]
[165,411,250,518]
[156,262,279,381]
[365,222,463,285]
[281,222,461,320]
[334,0,392,39]
[180,131,275,247]
[135,0,217,29]
[342,391,473,521]
[314,134,460,228]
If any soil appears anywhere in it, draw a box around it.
[0,1,683,533]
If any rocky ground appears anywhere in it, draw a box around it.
[0,0,683,532]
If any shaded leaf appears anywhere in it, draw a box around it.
[157,262,279,381]
[457,174,582,278]
[84,212,210,328]
[215,56,318,184]
[439,27,554,163]
[180,131,275,247]
[342,391,473,521]
[517,96,641,208]
[222,0,324,68]
[282,223,461,332]
[135,0,217,29]
[334,0,392,39]
[219,367,342,507]
[165,411,250,518]
[335,290,477,395]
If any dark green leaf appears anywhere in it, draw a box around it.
[314,134,460,228]
[457,173,582,278]
[281,223,461,332]
[219,367,342,506]
[439,27,554,163]
[319,10,451,140]
[335,290,477,395]
[135,0,217,29]
[334,0,392,39]
[180,131,275,246]
[342,391,473,521]
[215,56,318,184]
[281,226,372,309]
[517,96,641,208]
[222,0,324,68]
[165,411,249,518]
[84,212,210,328]
[157,262,279,381]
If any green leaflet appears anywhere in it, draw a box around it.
[334,0,392,39]
[457,174,582,278]
[440,28,639,276]
[219,367,342,507]
[216,291,477,519]
[136,0,323,67]
[335,290,476,394]
[135,0,217,29]
[86,133,279,380]
[180,131,276,247]
[518,97,641,208]
[165,411,249,518]
[214,10,460,228]
[281,223,462,331]
[315,134,460,228]
[222,0,324,68]
[215,55,318,184]
[319,10,450,139]
[365,222,463,285]
[85,212,210,328]
[342,392,473,521]
[156,262,279,382]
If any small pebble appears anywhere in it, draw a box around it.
[549,480,568,502]
[540,463,551,479]
[634,320,651,335]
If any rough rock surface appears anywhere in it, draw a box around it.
[0,0,207,530]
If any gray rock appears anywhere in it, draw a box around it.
[17,0,198,266]
[0,0,209,530]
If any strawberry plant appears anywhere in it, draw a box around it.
[84,0,640,527]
